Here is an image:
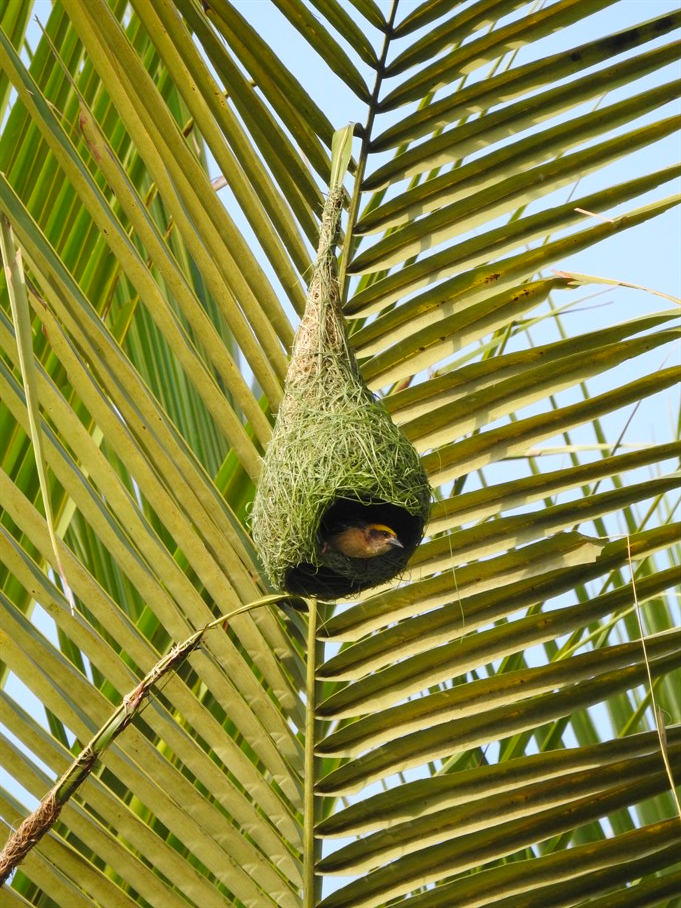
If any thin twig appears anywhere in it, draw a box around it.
[627,538,681,821]
[0,593,306,885]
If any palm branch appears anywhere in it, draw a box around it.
[0,1,680,905]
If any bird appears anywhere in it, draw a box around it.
[321,521,404,559]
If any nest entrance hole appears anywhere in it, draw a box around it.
[284,495,427,599]
[319,496,425,550]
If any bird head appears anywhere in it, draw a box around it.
[322,521,404,559]
[363,523,404,555]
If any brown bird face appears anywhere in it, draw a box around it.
[322,522,404,559]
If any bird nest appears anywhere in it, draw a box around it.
[251,189,431,598]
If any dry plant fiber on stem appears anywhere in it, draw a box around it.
[251,185,430,599]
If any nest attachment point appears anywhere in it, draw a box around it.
[251,189,431,598]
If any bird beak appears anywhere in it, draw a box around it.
[389,535,404,549]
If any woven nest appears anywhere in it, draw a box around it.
[251,189,431,598]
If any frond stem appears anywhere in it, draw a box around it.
[338,0,399,304]
[304,597,320,905]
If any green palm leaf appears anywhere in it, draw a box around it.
[1,1,679,906]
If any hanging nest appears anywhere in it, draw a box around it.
[251,188,431,598]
